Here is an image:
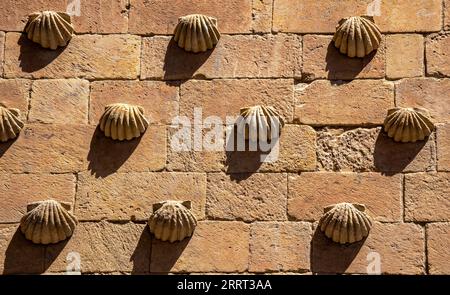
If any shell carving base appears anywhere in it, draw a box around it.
[25,11,74,50]
[0,103,24,142]
[174,14,220,53]
[383,107,434,143]
[148,200,197,243]
[236,105,285,142]
[20,200,78,245]
[319,203,372,244]
[333,16,382,58]
[99,103,149,141]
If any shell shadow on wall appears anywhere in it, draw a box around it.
[173,14,220,53]
[236,105,285,142]
[24,11,74,50]
[333,16,382,58]
[99,103,149,141]
[148,200,197,243]
[383,107,434,143]
[319,202,373,244]
[20,200,78,245]
[0,103,24,142]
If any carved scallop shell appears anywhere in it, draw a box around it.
[319,203,372,244]
[174,14,220,53]
[25,11,74,50]
[148,200,197,243]
[99,103,149,141]
[383,107,434,143]
[236,105,285,142]
[20,200,77,245]
[0,103,24,142]
[333,16,382,58]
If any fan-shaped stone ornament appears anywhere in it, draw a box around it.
[174,14,220,53]
[236,105,285,142]
[24,11,74,50]
[383,107,434,143]
[148,200,197,243]
[20,200,77,245]
[333,16,382,58]
[99,103,149,141]
[0,103,24,142]
[319,203,372,244]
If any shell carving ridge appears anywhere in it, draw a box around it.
[148,200,197,243]
[25,11,74,50]
[333,16,382,58]
[236,105,285,142]
[20,200,78,245]
[383,107,434,143]
[174,14,220,53]
[0,103,24,142]
[99,103,149,141]
[319,202,372,244]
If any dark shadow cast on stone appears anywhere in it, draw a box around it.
[163,39,213,81]
[0,137,18,158]
[224,126,281,182]
[148,236,191,273]
[325,42,376,80]
[130,227,153,274]
[17,33,65,73]
[373,131,428,176]
[87,126,143,178]
[310,227,366,274]
[3,227,48,274]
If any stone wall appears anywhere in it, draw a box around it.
[0,0,449,274]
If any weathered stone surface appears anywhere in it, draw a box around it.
[76,172,206,221]
[0,79,30,120]
[446,0,450,31]
[0,224,45,274]
[45,222,151,273]
[317,127,435,173]
[87,125,166,176]
[386,34,424,79]
[252,0,273,33]
[0,0,67,31]
[0,32,4,76]
[249,222,312,272]
[206,173,287,221]
[225,125,317,173]
[426,34,450,77]
[0,174,74,223]
[4,33,140,79]
[167,126,225,172]
[71,0,128,33]
[168,124,314,173]
[437,124,450,171]
[302,35,385,81]
[427,223,450,274]
[396,78,450,123]
[294,80,394,125]
[273,0,442,33]
[90,81,178,125]
[0,124,91,173]
[311,222,425,274]
[288,173,402,222]
[181,79,294,123]
[129,0,252,34]
[151,222,249,273]
[30,79,89,124]
[141,34,301,80]
[405,173,450,222]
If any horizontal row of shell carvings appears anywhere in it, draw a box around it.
[21,199,371,246]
